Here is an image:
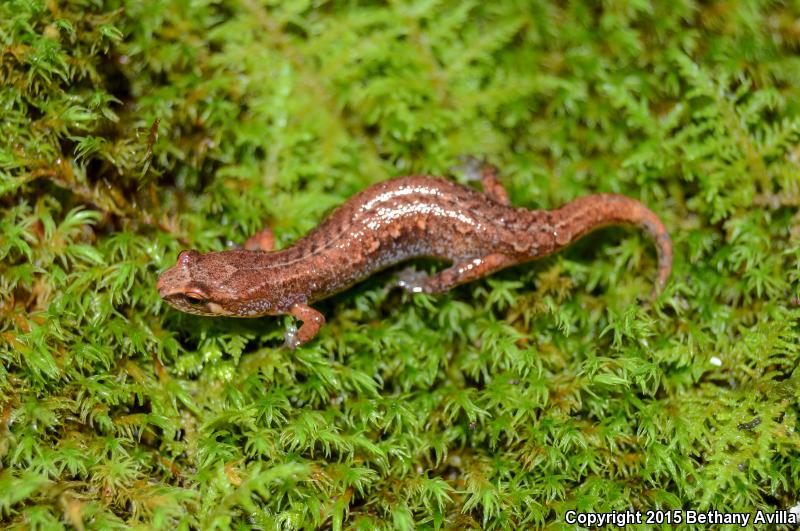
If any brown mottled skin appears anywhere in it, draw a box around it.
[157,164,672,348]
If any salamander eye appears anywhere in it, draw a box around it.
[183,291,208,305]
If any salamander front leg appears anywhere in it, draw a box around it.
[393,254,514,294]
[244,226,276,251]
[284,303,326,349]
[454,156,510,206]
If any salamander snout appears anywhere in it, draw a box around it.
[157,250,223,316]
[157,251,197,298]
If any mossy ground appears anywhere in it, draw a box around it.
[2,0,800,529]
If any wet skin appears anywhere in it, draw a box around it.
[157,164,672,348]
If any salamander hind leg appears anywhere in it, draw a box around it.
[477,163,510,206]
[244,226,276,251]
[393,254,515,294]
[453,156,511,205]
[390,267,432,294]
[284,303,326,349]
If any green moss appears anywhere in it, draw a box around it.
[2,0,800,528]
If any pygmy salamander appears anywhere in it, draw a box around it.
[157,163,672,348]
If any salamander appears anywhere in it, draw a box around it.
[157,162,672,348]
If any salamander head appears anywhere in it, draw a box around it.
[157,249,276,317]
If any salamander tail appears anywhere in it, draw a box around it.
[551,194,672,295]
